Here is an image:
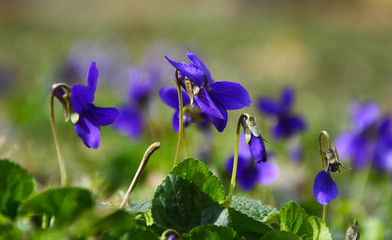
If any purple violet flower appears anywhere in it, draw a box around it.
[374,116,392,172]
[258,87,306,139]
[226,135,279,190]
[159,87,208,131]
[313,170,339,205]
[69,62,119,148]
[113,66,160,139]
[335,102,380,168]
[165,52,251,132]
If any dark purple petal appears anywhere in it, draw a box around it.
[196,89,228,132]
[281,87,294,112]
[257,162,279,185]
[195,88,225,119]
[258,98,281,115]
[238,165,259,190]
[352,102,379,131]
[313,170,339,206]
[273,115,306,139]
[172,109,179,132]
[71,84,94,113]
[74,111,100,149]
[87,104,119,126]
[113,105,143,138]
[186,52,213,84]
[209,81,251,110]
[165,56,206,88]
[249,135,267,163]
[159,87,190,110]
[87,62,98,93]
[167,232,177,240]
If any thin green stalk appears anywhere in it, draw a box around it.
[173,69,185,167]
[120,142,160,208]
[182,126,189,158]
[50,84,70,186]
[322,205,327,222]
[319,131,332,222]
[226,114,246,208]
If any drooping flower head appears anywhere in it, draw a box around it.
[53,62,119,149]
[159,87,208,131]
[226,135,279,190]
[313,132,343,206]
[258,87,306,139]
[242,114,267,163]
[165,52,251,132]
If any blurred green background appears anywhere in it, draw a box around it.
[1,0,392,239]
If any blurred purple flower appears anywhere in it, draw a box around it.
[226,135,279,190]
[113,62,163,139]
[69,62,119,148]
[159,87,209,131]
[313,170,339,205]
[335,102,380,168]
[374,117,392,172]
[258,87,306,139]
[165,52,251,132]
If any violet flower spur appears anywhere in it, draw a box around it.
[226,135,279,190]
[165,52,251,132]
[159,87,208,131]
[258,87,306,139]
[70,62,119,148]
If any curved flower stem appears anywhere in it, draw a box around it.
[226,114,247,208]
[173,69,185,167]
[318,130,331,170]
[161,229,181,240]
[50,84,71,186]
[120,142,160,209]
[318,130,332,222]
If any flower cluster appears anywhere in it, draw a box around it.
[335,102,392,171]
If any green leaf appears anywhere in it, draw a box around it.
[76,210,135,238]
[171,158,226,203]
[19,187,93,226]
[260,231,301,239]
[127,199,152,214]
[228,207,273,239]
[230,196,278,222]
[182,225,245,240]
[151,175,224,233]
[0,159,35,219]
[308,216,332,240]
[0,213,21,240]
[279,201,312,237]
